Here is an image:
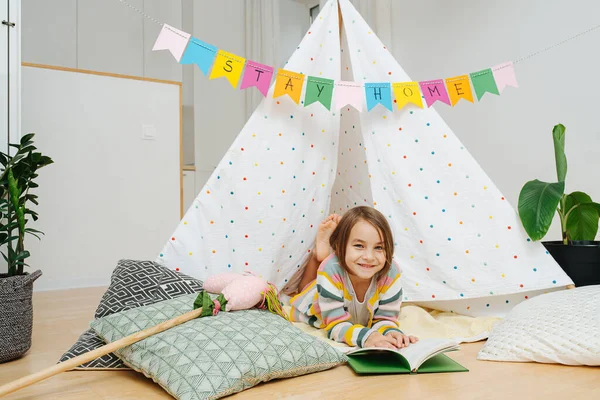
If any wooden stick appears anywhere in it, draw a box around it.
[0,307,204,397]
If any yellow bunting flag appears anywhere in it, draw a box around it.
[209,50,246,88]
[273,69,305,104]
[445,75,474,106]
[392,82,424,110]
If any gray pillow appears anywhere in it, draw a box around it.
[91,293,347,399]
[58,259,203,369]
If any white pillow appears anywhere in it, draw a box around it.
[477,285,600,365]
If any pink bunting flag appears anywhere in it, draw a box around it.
[240,61,274,97]
[152,24,191,62]
[492,62,519,93]
[335,81,363,112]
[419,79,451,108]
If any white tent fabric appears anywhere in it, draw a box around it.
[157,0,573,317]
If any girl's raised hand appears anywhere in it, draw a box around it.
[363,332,398,349]
[386,331,419,348]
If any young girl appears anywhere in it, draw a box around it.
[290,206,418,349]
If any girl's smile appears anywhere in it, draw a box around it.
[345,220,386,282]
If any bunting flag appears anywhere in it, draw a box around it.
[149,19,519,112]
[392,82,424,110]
[492,62,519,93]
[470,68,500,100]
[365,83,393,112]
[419,79,451,108]
[240,61,274,97]
[273,69,305,104]
[209,50,246,88]
[445,75,474,106]
[152,24,191,62]
[180,37,217,76]
[305,77,334,110]
[335,81,363,111]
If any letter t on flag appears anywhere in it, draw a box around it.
[152,24,191,62]
[240,61,274,97]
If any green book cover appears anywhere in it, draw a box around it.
[347,352,468,374]
[345,338,469,375]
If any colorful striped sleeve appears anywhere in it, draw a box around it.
[372,261,403,336]
[316,257,374,347]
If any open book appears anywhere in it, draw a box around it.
[346,338,468,374]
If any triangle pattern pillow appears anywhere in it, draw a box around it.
[58,259,203,369]
[90,293,347,399]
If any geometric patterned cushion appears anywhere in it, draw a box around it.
[477,285,600,365]
[58,259,203,369]
[90,294,347,399]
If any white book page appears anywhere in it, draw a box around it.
[397,338,459,370]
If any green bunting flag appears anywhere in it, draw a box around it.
[305,77,334,110]
[470,68,500,101]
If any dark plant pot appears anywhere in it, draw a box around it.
[0,270,42,363]
[543,241,600,287]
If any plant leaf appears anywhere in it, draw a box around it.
[552,123,567,182]
[26,231,42,240]
[518,179,565,241]
[14,250,31,261]
[20,133,35,145]
[564,192,599,240]
[25,227,44,234]
[566,203,599,241]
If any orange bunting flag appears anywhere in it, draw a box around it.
[209,50,246,88]
[392,82,424,110]
[273,69,305,104]
[445,75,474,106]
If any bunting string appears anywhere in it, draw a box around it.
[118,0,600,112]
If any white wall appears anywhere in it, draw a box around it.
[382,0,600,241]
[21,0,182,83]
[21,66,181,291]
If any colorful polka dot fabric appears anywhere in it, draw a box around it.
[157,0,573,317]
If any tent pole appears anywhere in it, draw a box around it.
[338,0,343,43]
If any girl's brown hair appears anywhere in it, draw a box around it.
[329,206,395,278]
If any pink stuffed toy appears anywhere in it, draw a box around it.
[203,271,288,319]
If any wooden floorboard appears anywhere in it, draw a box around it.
[0,287,598,399]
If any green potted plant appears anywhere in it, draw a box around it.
[0,133,53,363]
[518,123,600,287]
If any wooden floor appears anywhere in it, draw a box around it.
[0,287,598,400]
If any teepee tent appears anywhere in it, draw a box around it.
[156,0,573,317]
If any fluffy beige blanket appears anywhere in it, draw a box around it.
[286,305,501,350]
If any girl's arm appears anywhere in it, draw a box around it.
[371,261,404,336]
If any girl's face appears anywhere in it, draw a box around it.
[344,219,386,282]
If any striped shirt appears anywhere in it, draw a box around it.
[289,253,404,347]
